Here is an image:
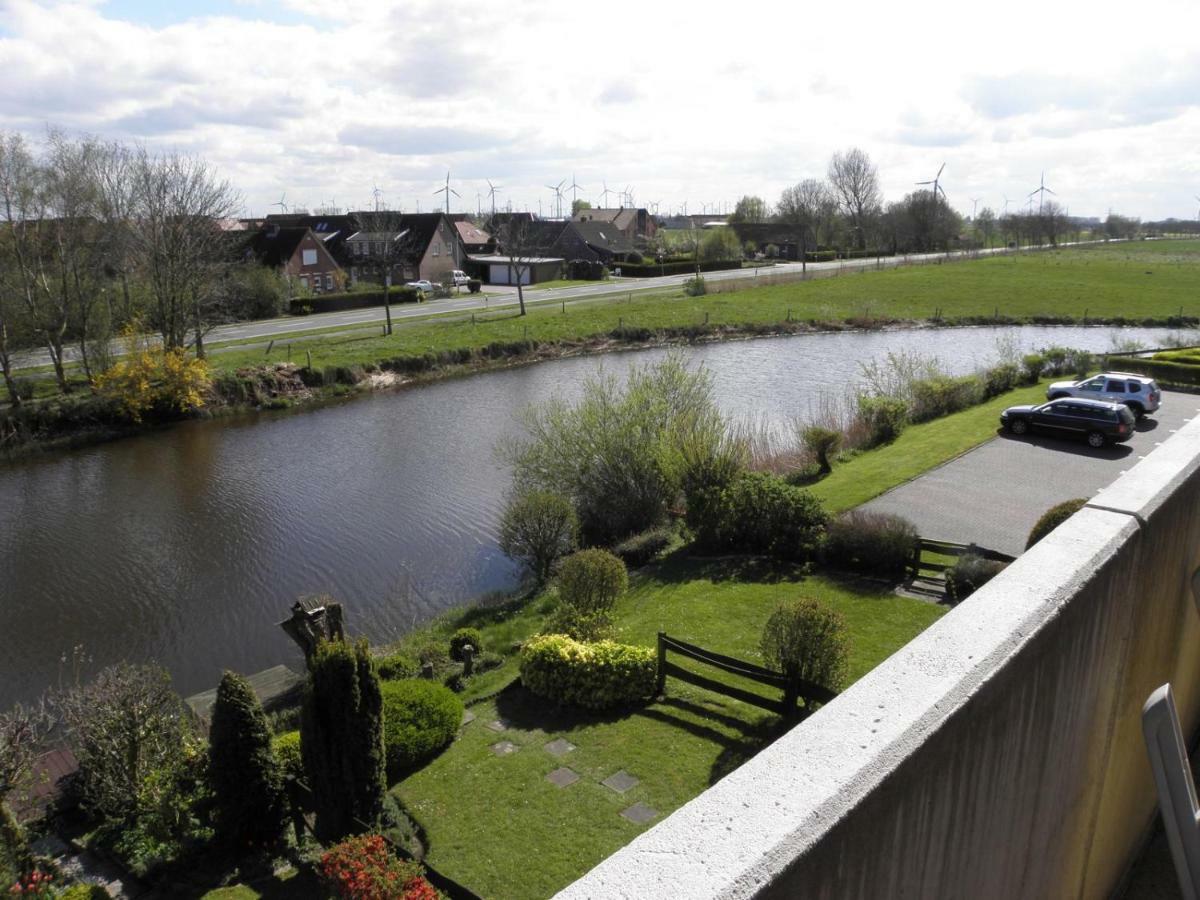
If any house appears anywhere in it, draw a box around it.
[728,222,806,260]
[262,213,358,265]
[241,224,343,293]
[453,219,494,254]
[560,220,635,263]
[571,207,658,242]
[343,213,465,286]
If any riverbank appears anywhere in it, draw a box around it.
[3,240,1199,460]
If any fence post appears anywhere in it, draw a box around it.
[656,632,667,697]
[784,676,799,720]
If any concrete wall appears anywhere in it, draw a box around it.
[559,412,1200,900]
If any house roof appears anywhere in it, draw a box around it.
[571,220,634,253]
[455,221,491,245]
[573,208,640,232]
[243,226,313,267]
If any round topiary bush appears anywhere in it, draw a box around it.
[760,598,850,692]
[520,634,656,710]
[557,549,628,616]
[272,730,303,782]
[374,651,419,681]
[379,680,463,778]
[946,553,1008,602]
[1026,498,1087,549]
[449,628,484,661]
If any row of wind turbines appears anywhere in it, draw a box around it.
[916,162,1060,219]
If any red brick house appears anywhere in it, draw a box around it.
[345,213,465,286]
[244,225,343,293]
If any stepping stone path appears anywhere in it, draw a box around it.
[602,770,640,794]
[620,802,658,824]
[543,738,576,757]
[461,709,476,725]
[490,740,518,756]
[486,719,511,732]
[546,767,580,788]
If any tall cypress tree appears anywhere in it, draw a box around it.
[300,638,385,842]
[208,671,286,848]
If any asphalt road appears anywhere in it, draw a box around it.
[861,391,1200,556]
[10,244,1030,371]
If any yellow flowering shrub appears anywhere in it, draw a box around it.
[96,348,211,422]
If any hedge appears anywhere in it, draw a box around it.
[615,259,744,277]
[520,634,656,710]
[1107,355,1200,387]
[379,680,463,777]
[289,286,423,315]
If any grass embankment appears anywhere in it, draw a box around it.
[203,240,1200,375]
[394,558,942,900]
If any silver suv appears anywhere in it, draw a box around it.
[1046,372,1161,417]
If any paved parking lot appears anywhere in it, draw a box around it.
[862,391,1200,556]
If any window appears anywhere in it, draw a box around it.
[433,242,440,256]
[1105,381,1125,393]
[302,248,317,266]
[1127,382,1142,393]
[1081,380,1102,392]
[325,274,333,290]
[299,276,308,290]
[375,242,383,255]
[354,242,363,256]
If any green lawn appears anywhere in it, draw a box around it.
[200,240,1200,376]
[809,381,1051,513]
[395,558,943,899]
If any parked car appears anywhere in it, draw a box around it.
[1000,398,1136,448]
[1046,372,1161,417]
[449,270,470,287]
[405,279,435,293]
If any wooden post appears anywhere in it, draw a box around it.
[783,676,799,720]
[265,339,274,357]
[305,349,312,370]
[656,632,667,697]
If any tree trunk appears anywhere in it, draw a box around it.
[383,278,393,335]
[46,334,69,394]
[517,281,526,316]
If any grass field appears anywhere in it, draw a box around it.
[201,240,1200,376]
[395,558,942,899]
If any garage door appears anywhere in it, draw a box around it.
[489,263,529,285]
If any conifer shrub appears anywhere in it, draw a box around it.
[1026,498,1088,549]
[208,671,287,848]
[271,730,303,783]
[300,639,386,842]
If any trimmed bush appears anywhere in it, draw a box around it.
[1109,356,1200,387]
[449,628,484,661]
[801,426,841,474]
[909,374,984,422]
[692,471,828,561]
[612,527,674,568]
[498,490,579,584]
[467,278,482,293]
[982,363,1020,398]
[557,549,628,616]
[272,730,303,783]
[683,275,707,296]
[1026,498,1087,549]
[1021,353,1045,384]
[855,395,908,447]
[374,652,419,681]
[379,680,463,777]
[823,510,919,579]
[520,635,656,710]
[946,553,1008,601]
[57,886,110,900]
[759,598,850,692]
[208,671,287,848]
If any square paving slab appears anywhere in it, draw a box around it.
[602,770,639,793]
[486,719,509,732]
[620,802,658,824]
[461,709,476,725]
[544,738,576,757]
[490,741,518,756]
[546,767,580,788]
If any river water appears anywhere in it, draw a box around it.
[0,325,1183,706]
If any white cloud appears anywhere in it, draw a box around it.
[0,0,1197,219]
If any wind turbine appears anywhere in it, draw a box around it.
[1194,195,1199,221]
[970,197,981,219]
[1002,194,1012,216]
[486,179,502,217]
[272,192,289,215]
[544,179,565,218]
[1028,171,1055,214]
[916,163,948,204]
[568,173,585,210]
[433,170,460,214]
[372,183,383,212]
[622,185,634,207]
[599,181,614,207]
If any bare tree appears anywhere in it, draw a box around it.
[729,195,769,224]
[351,209,419,335]
[976,207,997,247]
[129,148,238,357]
[777,178,831,271]
[486,216,551,315]
[0,700,51,872]
[827,148,881,250]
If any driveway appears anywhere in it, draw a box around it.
[861,391,1200,556]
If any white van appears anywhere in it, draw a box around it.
[450,270,470,287]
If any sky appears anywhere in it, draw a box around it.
[1,0,1198,221]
